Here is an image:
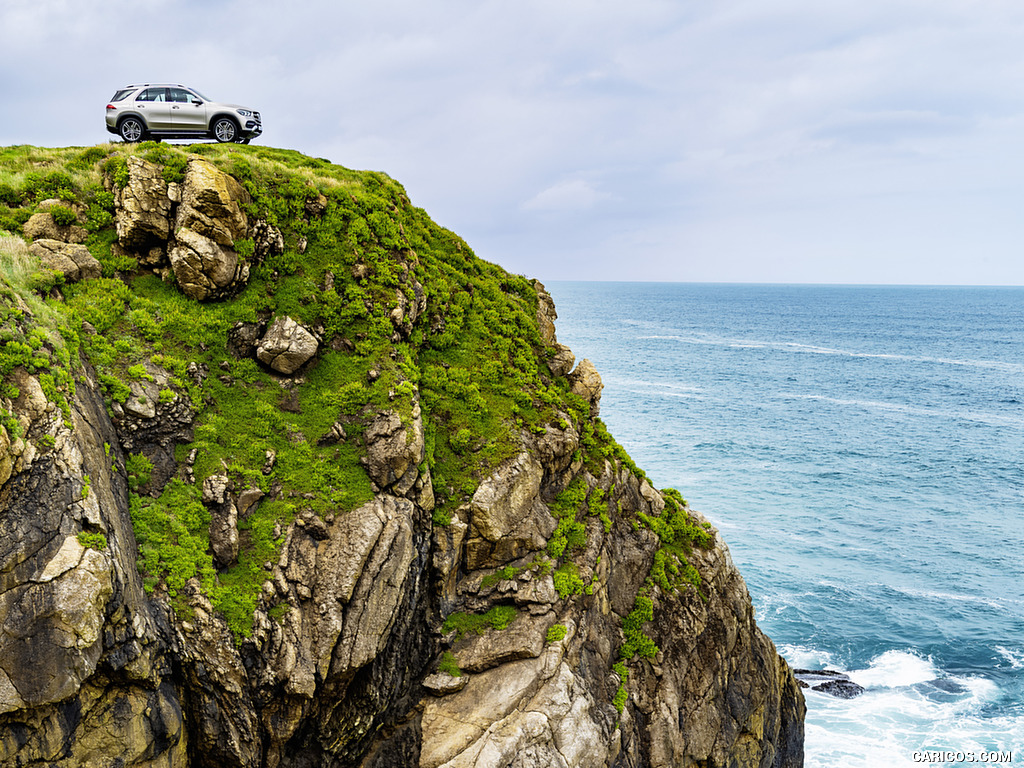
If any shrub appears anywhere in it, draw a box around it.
[612,662,629,713]
[546,623,568,643]
[0,184,19,206]
[438,651,462,678]
[77,531,108,550]
[49,205,77,227]
[442,605,518,640]
[553,563,585,599]
[619,594,659,660]
[126,452,153,491]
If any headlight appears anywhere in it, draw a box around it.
[237,109,252,117]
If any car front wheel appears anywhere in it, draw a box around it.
[212,117,238,143]
[119,117,145,143]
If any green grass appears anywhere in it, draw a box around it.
[438,650,462,678]
[442,605,519,640]
[546,623,568,644]
[77,531,107,550]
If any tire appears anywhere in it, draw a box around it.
[212,117,238,143]
[119,117,145,143]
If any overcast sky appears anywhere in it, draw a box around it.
[3,0,1024,285]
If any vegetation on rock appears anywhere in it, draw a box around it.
[0,144,800,766]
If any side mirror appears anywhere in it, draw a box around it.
[192,99,203,105]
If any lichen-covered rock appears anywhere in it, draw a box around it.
[168,226,249,301]
[534,280,558,346]
[256,315,319,374]
[464,452,553,570]
[176,157,249,247]
[114,156,173,247]
[28,239,101,282]
[23,211,88,244]
[568,358,604,417]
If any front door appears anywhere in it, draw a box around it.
[169,87,208,132]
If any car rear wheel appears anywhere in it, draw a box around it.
[212,117,238,143]
[119,117,145,143]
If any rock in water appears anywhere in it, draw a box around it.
[794,668,867,698]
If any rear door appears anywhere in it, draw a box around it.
[134,87,173,130]
[169,87,207,131]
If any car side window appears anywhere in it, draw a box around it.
[138,88,167,102]
[169,88,191,103]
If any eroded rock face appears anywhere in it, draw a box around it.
[115,156,173,247]
[464,452,553,570]
[0,361,186,766]
[176,157,250,247]
[0,167,803,768]
[256,316,319,374]
[169,226,249,301]
[363,406,425,494]
[568,358,604,417]
[534,280,558,346]
[28,239,102,282]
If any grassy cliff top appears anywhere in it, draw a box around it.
[0,143,615,636]
[0,143,710,650]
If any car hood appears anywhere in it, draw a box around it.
[215,103,256,112]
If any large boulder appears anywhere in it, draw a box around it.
[114,156,172,247]
[568,358,603,417]
[176,157,249,247]
[256,316,319,374]
[23,211,87,244]
[28,239,101,282]
[0,537,113,709]
[363,405,425,494]
[168,227,249,301]
[534,280,558,346]
[464,452,554,570]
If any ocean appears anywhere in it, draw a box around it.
[546,282,1024,767]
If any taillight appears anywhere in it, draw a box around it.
[106,104,116,110]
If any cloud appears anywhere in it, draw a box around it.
[3,0,1024,284]
[521,180,610,212]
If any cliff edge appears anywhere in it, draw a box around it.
[0,144,803,767]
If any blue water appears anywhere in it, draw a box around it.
[546,283,1024,767]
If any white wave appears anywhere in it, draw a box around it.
[886,584,1022,612]
[783,393,1024,429]
[849,650,939,688]
[643,334,1024,375]
[995,646,1024,670]
[796,648,1023,767]
[779,643,836,669]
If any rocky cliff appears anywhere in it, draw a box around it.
[0,144,803,767]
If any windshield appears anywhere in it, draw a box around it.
[190,89,210,101]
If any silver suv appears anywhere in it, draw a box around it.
[105,84,262,144]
